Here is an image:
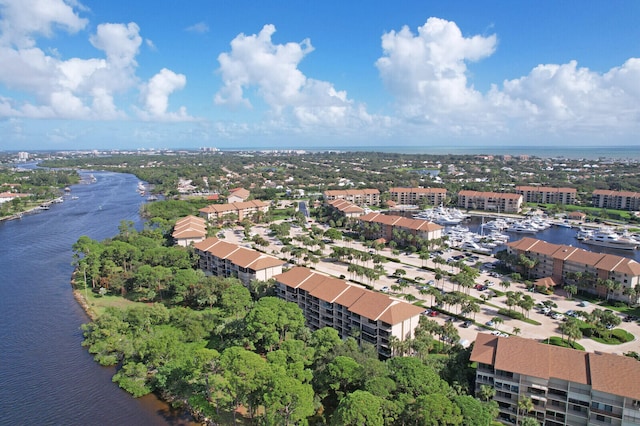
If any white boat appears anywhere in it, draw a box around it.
[459,240,492,254]
[507,221,539,233]
[576,227,593,240]
[582,229,639,250]
[434,215,463,225]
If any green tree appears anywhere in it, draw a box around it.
[263,374,315,425]
[331,390,384,426]
[517,396,534,425]
[411,393,463,425]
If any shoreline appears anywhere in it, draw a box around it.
[70,273,208,425]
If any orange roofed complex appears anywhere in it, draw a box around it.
[198,200,269,223]
[388,187,447,206]
[172,215,207,247]
[358,212,443,243]
[194,237,285,285]
[515,186,577,205]
[457,190,523,213]
[323,189,380,206]
[471,333,640,425]
[506,237,640,304]
[592,190,640,211]
[325,198,365,218]
[275,267,425,358]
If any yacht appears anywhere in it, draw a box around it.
[582,229,639,250]
[507,221,539,234]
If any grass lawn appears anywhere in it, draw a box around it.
[544,336,585,351]
[75,287,143,319]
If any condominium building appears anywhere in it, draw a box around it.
[227,187,250,203]
[323,189,380,206]
[515,186,577,205]
[592,190,640,211]
[506,237,640,304]
[274,267,425,358]
[172,215,207,247]
[194,237,285,285]
[388,187,447,206]
[326,198,365,218]
[457,190,523,213]
[471,333,640,426]
[358,212,443,243]
[198,200,270,223]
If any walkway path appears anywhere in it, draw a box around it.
[223,222,638,355]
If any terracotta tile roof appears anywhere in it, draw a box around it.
[515,186,577,193]
[249,256,285,270]
[348,291,396,320]
[507,238,640,276]
[193,237,221,251]
[534,276,561,288]
[323,189,380,196]
[172,228,207,239]
[308,276,351,302]
[173,216,207,233]
[379,302,426,324]
[199,200,269,214]
[327,199,364,214]
[458,190,523,200]
[275,267,423,326]
[229,187,250,200]
[565,249,605,266]
[471,333,498,365]
[334,286,368,307]
[470,334,640,400]
[389,187,447,194]
[551,245,580,261]
[274,266,314,288]
[194,237,283,271]
[359,212,442,232]
[593,189,640,198]
[588,352,640,400]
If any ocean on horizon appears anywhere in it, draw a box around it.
[222,145,640,161]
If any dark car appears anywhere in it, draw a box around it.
[460,320,472,328]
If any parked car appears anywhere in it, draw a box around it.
[460,320,472,328]
[381,286,390,293]
[486,320,495,327]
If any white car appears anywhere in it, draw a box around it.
[381,286,390,293]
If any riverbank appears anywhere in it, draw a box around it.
[71,274,208,425]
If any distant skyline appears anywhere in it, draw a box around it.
[0,1,639,151]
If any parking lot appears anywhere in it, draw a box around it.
[220,222,638,355]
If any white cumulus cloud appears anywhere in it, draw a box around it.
[0,0,88,48]
[138,68,192,121]
[214,24,374,129]
[0,1,192,122]
[376,17,640,142]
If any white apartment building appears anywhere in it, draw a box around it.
[274,267,425,358]
[194,237,285,285]
[471,333,640,426]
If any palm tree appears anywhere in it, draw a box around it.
[517,396,535,425]
[492,316,503,330]
[512,327,521,336]
[564,284,578,300]
[478,384,496,402]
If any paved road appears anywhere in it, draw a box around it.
[222,222,638,355]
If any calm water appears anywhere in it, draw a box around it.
[0,170,191,426]
[465,216,640,262]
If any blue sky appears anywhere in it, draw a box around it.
[1,0,639,151]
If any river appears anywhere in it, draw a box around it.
[0,170,192,426]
